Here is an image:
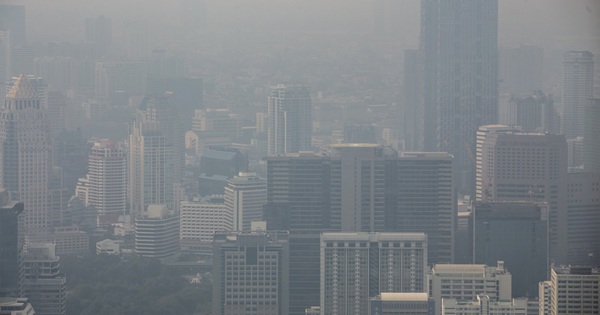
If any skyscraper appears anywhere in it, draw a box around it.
[320,232,428,315]
[128,94,183,218]
[224,172,267,231]
[76,140,127,226]
[329,144,396,233]
[395,152,456,265]
[562,51,594,139]
[420,0,498,193]
[267,84,312,155]
[264,152,331,315]
[212,230,289,315]
[0,75,51,233]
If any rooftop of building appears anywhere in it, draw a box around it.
[321,232,427,242]
[376,292,429,302]
[553,265,599,275]
[5,74,39,99]
[330,143,379,148]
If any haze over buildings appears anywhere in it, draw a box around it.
[0,0,598,314]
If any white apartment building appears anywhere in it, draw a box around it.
[76,140,127,226]
[180,195,232,249]
[539,266,600,315]
[428,262,512,315]
[224,172,266,231]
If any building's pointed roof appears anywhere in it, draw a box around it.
[6,74,39,99]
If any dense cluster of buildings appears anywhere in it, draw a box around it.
[0,1,598,315]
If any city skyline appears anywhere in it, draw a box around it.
[0,1,598,315]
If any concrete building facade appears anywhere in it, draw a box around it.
[212,230,289,315]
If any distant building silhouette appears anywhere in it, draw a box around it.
[562,51,593,139]
[420,0,498,194]
[128,95,183,218]
[267,84,312,155]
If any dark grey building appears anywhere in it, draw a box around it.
[264,152,331,315]
[212,230,289,315]
[394,152,456,265]
[0,190,23,296]
[472,201,549,298]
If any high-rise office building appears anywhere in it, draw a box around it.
[395,152,455,265]
[20,243,66,315]
[224,172,267,231]
[267,84,312,155]
[471,201,548,298]
[428,261,512,315]
[475,125,568,264]
[76,140,127,226]
[562,51,594,139]
[0,190,23,296]
[321,233,428,315]
[584,98,600,173]
[212,230,289,315]
[329,144,396,232]
[264,152,331,315]
[128,95,183,218]
[0,75,51,234]
[539,266,600,315]
[420,0,498,193]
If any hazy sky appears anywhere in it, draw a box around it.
[2,0,599,52]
